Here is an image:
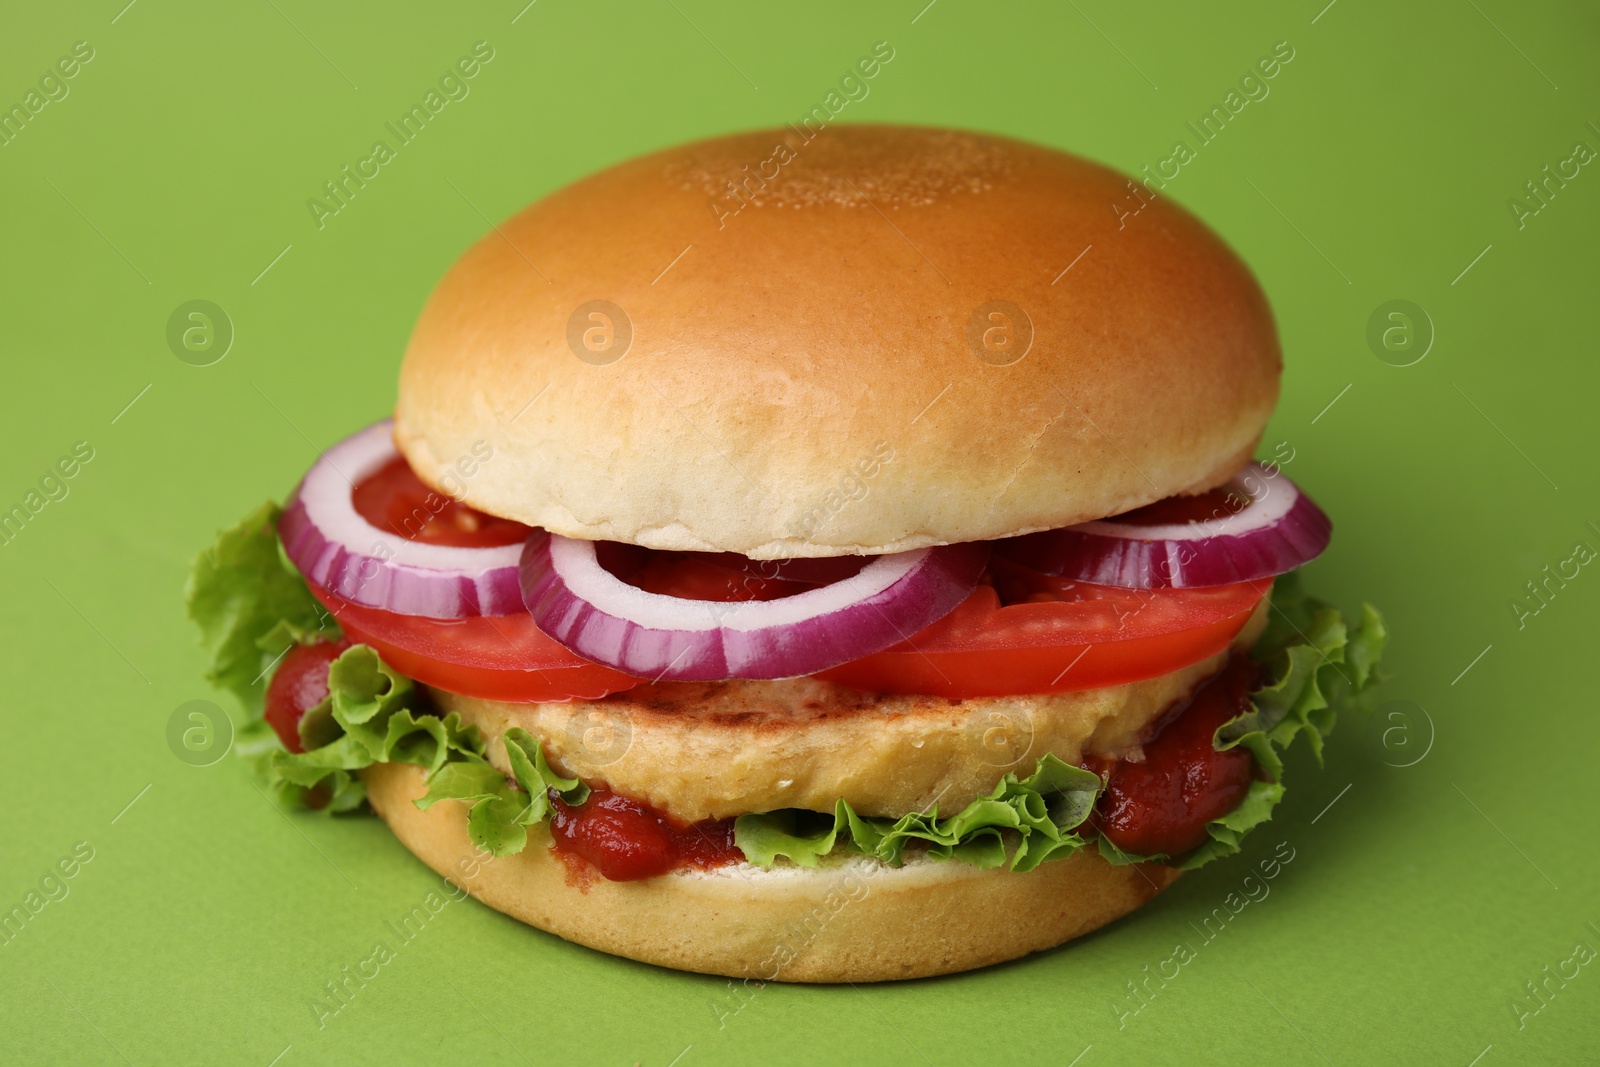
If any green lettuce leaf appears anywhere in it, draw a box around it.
[1099,572,1387,870]
[733,754,1103,873]
[1220,571,1388,779]
[268,647,587,853]
[414,727,590,857]
[186,505,588,848]
[188,499,1387,879]
[185,502,335,714]
[268,645,486,812]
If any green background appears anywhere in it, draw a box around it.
[3,0,1597,1063]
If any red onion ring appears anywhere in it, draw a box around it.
[997,463,1331,589]
[278,421,525,618]
[520,531,991,681]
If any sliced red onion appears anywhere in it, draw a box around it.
[520,532,990,681]
[278,421,525,618]
[998,463,1332,589]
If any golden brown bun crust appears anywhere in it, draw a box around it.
[432,594,1270,823]
[395,125,1280,557]
[367,761,1180,982]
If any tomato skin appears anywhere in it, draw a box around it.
[323,456,638,701]
[309,458,1266,703]
[264,638,352,752]
[1093,656,1258,856]
[306,583,642,704]
[311,556,1261,702]
[818,569,1266,699]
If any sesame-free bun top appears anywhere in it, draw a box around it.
[395,125,1280,558]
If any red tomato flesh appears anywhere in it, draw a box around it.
[548,787,742,881]
[324,452,1265,703]
[1108,485,1249,527]
[264,638,351,752]
[296,456,642,703]
[1090,654,1259,856]
[350,455,531,548]
[818,560,1265,699]
[597,542,865,602]
[307,581,642,703]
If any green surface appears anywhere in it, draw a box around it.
[2,0,1596,1063]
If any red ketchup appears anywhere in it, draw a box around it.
[1091,655,1259,857]
[263,638,352,753]
[548,788,742,882]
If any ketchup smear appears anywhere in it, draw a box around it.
[1090,655,1259,857]
[548,788,742,882]
[544,660,1256,882]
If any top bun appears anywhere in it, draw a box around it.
[395,125,1280,558]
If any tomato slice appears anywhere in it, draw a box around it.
[1106,484,1249,526]
[598,543,865,602]
[323,452,1264,701]
[817,561,1266,699]
[264,638,351,752]
[307,582,643,703]
[320,454,642,702]
[350,454,532,548]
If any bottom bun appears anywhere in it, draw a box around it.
[365,761,1181,982]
